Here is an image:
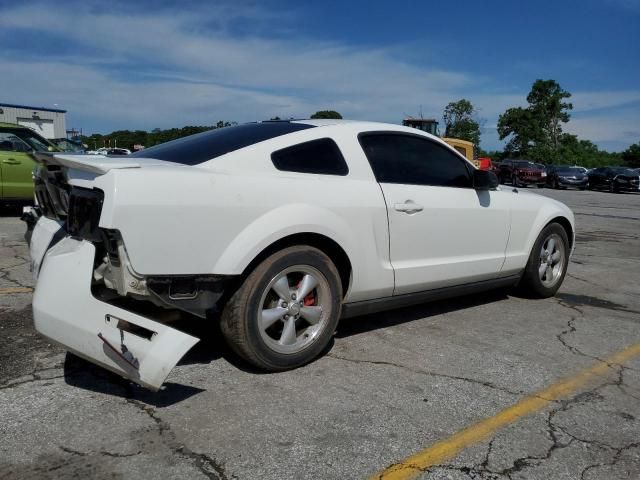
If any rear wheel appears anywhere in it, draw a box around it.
[519,223,569,298]
[220,246,342,371]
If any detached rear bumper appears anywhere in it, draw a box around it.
[33,236,199,390]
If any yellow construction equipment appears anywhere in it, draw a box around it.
[402,118,485,169]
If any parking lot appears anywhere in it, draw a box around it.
[0,188,639,480]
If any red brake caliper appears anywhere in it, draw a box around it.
[296,281,315,306]
[303,292,315,306]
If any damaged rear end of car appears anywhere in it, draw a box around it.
[28,153,206,391]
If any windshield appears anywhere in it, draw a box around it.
[610,167,635,175]
[557,167,583,174]
[130,122,315,165]
[514,160,536,168]
[54,139,84,152]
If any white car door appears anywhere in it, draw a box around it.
[359,133,511,295]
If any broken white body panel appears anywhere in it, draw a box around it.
[28,215,62,279]
[32,232,198,391]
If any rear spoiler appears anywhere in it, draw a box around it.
[33,152,144,174]
[33,152,181,174]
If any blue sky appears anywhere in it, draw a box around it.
[1,0,638,151]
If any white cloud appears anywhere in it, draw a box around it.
[567,110,640,147]
[570,90,640,112]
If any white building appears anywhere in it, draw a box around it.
[0,102,67,139]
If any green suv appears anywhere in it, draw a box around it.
[0,122,57,202]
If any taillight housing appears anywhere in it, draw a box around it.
[66,187,105,241]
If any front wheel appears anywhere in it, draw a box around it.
[518,223,569,298]
[220,246,342,371]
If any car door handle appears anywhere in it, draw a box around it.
[2,158,21,165]
[394,201,424,214]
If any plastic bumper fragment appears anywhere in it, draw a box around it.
[32,237,199,390]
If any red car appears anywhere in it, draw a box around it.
[498,159,546,188]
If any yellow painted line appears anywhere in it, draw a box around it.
[0,287,33,294]
[370,342,640,480]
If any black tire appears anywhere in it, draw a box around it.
[518,223,569,298]
[220,245,342,371]
[537,184,545,189]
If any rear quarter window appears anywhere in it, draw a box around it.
[271,138,349,176]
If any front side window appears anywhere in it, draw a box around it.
[359,133,471,187]
[4,129,53,152]
[0,131,38,152]
[271,138,348,175]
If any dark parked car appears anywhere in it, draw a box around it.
[498,159,546,188]
[546,166,588,190]
[587,167,640,193]
[105,148,131,156]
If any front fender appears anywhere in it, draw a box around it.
[502,193,575,273]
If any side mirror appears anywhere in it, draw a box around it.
[473,169,499,190]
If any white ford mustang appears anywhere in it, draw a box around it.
[27,120,574,390]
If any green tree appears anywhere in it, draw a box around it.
[498,79,573,162]
[622,142,640,168]
[310,110,342,119]
[80,121,236,151]
[548,134,620,168]
[442,99,481,146]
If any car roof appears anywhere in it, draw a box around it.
[0,121,28,129]
[294,119,449,141]
[292,119,359,127]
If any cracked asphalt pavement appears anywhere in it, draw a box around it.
[1,189,639,480]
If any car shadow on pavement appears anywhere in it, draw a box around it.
[178,317,270,374]
[335,289,510,338]
[63,353,205,407]
[182,289,512,375]
[0,204,28,217]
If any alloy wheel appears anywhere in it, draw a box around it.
[258,265,330,354]
[538,233,565,288]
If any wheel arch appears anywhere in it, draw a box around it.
[239,232,353,298]
[546,215,574,250]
